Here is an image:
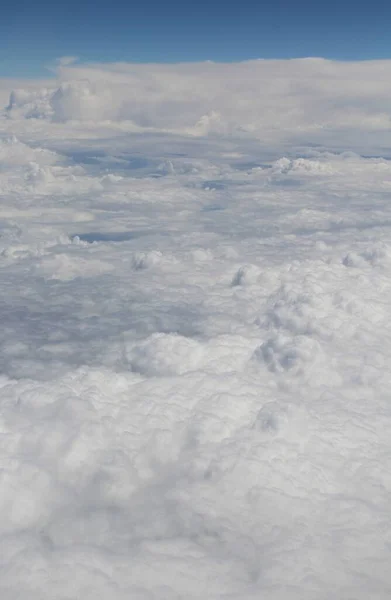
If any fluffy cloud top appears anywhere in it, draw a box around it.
[3,58,391,139]
[2,58,391,599]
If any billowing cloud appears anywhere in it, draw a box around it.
[1,58,391,600]
[3,58,391,146]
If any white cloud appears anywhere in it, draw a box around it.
[1,59,391,598]
[57,55,79,66]
[3,58,391,147]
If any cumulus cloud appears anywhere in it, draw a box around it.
[50,80,116,122]
[3,58,391,144]
[2,58,391,599]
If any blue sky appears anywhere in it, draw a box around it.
[1,0,390,77]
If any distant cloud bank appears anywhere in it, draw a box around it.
[2,58,391,143]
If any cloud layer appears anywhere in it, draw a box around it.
[4,58,391,141]
[1,59,391,599]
